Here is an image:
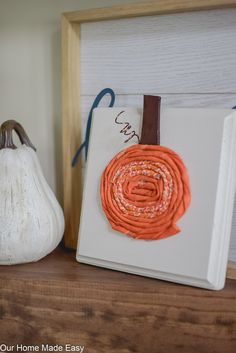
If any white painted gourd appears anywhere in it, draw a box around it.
[0,120,65,264]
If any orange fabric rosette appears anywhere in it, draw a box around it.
[100,144,191,240]
[100,96,191,240]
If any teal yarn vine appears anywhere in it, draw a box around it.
[72,88,115,167]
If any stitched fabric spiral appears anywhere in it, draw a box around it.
[100,96,191,240]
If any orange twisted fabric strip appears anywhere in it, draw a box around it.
[101,144,191,240]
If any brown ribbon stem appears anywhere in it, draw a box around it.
[139,95,161,145]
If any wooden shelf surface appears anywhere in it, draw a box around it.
[0,246,235,352]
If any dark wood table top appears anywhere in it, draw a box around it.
[0,246,235,352]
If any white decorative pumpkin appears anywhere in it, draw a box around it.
[0,120,65,264]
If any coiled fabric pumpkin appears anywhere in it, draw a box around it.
[101,96,191,240]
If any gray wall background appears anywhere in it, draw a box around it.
[0,0,141,200]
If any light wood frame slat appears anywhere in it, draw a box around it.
[61,0,236,280]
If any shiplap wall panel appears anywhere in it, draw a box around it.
[81,9,236,95]
[79,9,236,262]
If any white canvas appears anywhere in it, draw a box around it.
[77,107,236,290]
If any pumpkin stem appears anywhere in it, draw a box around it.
[139,95,161,145]
[0,120,36,151]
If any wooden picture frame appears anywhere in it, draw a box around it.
[61,0,236,279]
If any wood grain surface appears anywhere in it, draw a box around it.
[61,15,82,249]
[0,247,235,352]
[64,0,236,23]
[80,9,236,95]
